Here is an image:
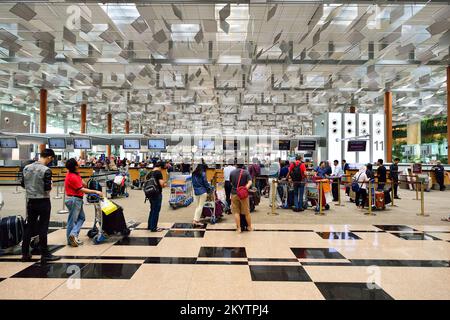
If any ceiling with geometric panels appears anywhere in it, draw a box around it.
[0,1,449,135]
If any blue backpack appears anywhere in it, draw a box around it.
[351,173,363,193]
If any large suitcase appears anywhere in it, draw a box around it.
[202,200,225,219]
[249,196,256,212]
[249,188,261,206]
[102,206,130,236]
[0,215,24,249]
[375,191,385,209]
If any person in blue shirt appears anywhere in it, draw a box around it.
[192,164,212,226]
[279,160,290,179]
[315,161,329,178]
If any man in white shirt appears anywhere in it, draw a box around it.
[223,159,236,214]
[331,160,344,201]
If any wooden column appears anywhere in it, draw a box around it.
[385,91,393,162]
[447,66,450,164]
[107,113,112,157]
[39,88,47,153]
[125,119,130,134]
[80,103,87,160]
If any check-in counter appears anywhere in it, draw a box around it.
[206,168,224,184]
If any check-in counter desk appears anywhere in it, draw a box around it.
[206,168,224,184]
[128,167,168,181]
[0,166,21,184]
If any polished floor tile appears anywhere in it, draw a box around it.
[12,262,141,279]
[0,278,67,300]
[248,258,299,262]
[164,230,205,238]
[0,244,64,257]
[374,225,417,232]
[291,248,346,259]
[196,260,248,265]
[114,237,162,246]
[389,233,442,241]
[0,278,5,283]
[316,232,361,240]
[198,246,247,258]
[249,265,312,282]
[349,259,450,267]
[144,257,197,264]
[315,282,394,300]
[172,223,206,229]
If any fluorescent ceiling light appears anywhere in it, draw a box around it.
[173,58,210,65]
[100,4,140,25]
[171,24,200,42]
[217,55,241,64]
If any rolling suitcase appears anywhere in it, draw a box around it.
[0,215,24,249]
[375,191,385,209]
[102,204,130,236]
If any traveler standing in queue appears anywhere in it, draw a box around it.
[342,159,350,196]
[330,160,344,202]
[146,161,167,232]
[389,158,401,199]
[432,160,446,191]
[223,159,236,214]
[376,159,387,191]
[248,158,261,191]
[353,166,369,209]
[288,155,307,212]
[192,165,212,226]
[21,149,61,263]
[315,161,329,179]
[366,163,375,179]
[230,162,253,232]
[64,158,104,247]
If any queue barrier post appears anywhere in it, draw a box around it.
[267,178,279,216]
[390,179,396,207]
[57,190,69,214]
[319,180,324,216]
[365,180,374,216]
[13,184,21,194]
[335,176,344,207]
[53,176,62,200]
[417,181,429,217]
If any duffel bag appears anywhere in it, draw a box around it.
[0,215,25,249]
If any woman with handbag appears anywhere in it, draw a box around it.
[192,164,212,226]
[230,163,253,233]
[64,158,104,247]
[352,166,369,209]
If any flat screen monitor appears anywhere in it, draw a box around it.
[148,139,166,150]
[199,140,215,150]
[223,139,239,151]
[123,139,140,150]
[298,140,316,151]
[48,138,66,149]
[347,140,367,152]
[0,138,18,148]
[273,139,291,151]
[73,138,92,150]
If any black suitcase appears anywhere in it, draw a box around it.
[0,215,24,249]
[102,206,130,236]
[249,196,256,212]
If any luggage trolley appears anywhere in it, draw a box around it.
[305,176,331,212]
[169,174,194,209]
[201,187,225,224]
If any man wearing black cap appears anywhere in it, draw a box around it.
[21,149,61,263]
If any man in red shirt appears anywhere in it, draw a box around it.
[288,155,307,212]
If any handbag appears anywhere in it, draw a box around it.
[351,173,363,193]
[236,169,249,200]
[100,199,118,216]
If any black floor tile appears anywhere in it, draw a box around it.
[49,221,66,228]
[12,262,141,279]
[254,229,315,232]
[172,223,206,229]
[390,233,441,240]
[144,257,197,264]
[315,282,394,300]
[248,258,299,262]
[198,247,247,258]
[196,260,248,265]
[114,237,162,246]
[165,230,205,238]
[47,228,59,234]
[300,262,353,266]
[350,259,450,267]
[316,232,361,240]
[291,248,346,259]
[374,225,417,232]
[350,230,386,233]
[249,265,312,282]
[0,278,5,283]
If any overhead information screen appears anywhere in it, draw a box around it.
[273,139,291,151]
[223,139,239,151]
[48,138,66,149]
[347,140,367,152]
[298,140,316,151]
[123,139,140,150]
[0,138,18,148]
[73,138,92,150]
[199,140,215,150]
[148,139,166,150]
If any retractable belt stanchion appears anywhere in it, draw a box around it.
[415,175,419,200]
[365,180,374,216]
[391,179,396,207]
[13,173,22,194]
[53,175,62,200]
[319,180,324,216]
[335,176,344,207]
[267,178,279,216]
[417,180,429,217]
[57,189,69,214]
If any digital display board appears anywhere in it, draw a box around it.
[223,139,239,151]
[298,140,316,151]
[73,138,92,149]
[0,138,17,148]
[148,139,166,150]
[48,138,66,149]
[273,139,291,150]
[123,139,141,150]
[198,140,215,150]
[347,140,367,152]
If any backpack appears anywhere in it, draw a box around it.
[143,172,160,201]
[290,163,303,182]
[351,173,363,193]
[87,179,102,203]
